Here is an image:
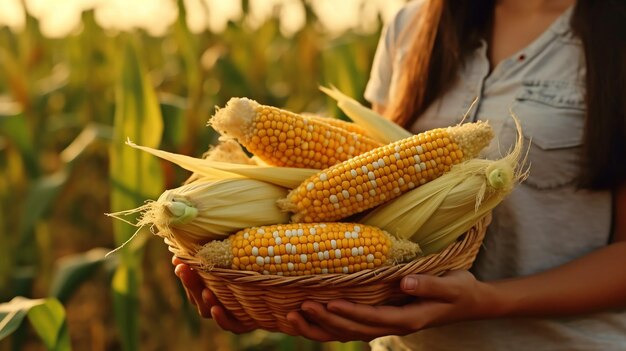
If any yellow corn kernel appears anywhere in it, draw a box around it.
[196,223,422,276]
[279,121,494,222]
[210,98,383,168]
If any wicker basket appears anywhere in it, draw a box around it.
[167,214,491,334]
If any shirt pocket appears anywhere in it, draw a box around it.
[508,80,585,190]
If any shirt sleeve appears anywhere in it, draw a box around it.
[363,14,399,107]
[364,1,423,107]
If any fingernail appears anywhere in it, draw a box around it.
[302,306,315,315]
[174,264,183,277]
[403,276,417,291]
[201,289,211,304]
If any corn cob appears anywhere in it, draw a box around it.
[279,122,494,222]
[209,97,383,169]
[196,223,421,276]
[202,139,256,165]
[362,113,528,255]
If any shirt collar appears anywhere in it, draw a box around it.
[549,5,574,36]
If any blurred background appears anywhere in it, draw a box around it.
[0,0,407,350]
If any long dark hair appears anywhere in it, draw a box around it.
[385,0,626,190]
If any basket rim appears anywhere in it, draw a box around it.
[167,214,491,288]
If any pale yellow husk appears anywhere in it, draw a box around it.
[319,86,413,143]
[202,161,318,189]
[185,139,256,184]
[126,140,317,188]
[361,114,529,255]
[136,177,290,253]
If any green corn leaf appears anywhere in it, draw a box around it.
[112,260,141,351]
[59,123,113,166]
[0,297,71,351]
[18,123,111,258]
[0,102,38,177]
[109,37,164,351]
[0,298,29,342]
[159,93,188,150]
[48,248,113,303]
[18,170,69,248]
[110,39,164,247]
[326,341,366,351]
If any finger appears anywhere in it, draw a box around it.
[175,264,212,318]
[326,300,415,329]
[173,264,196,305]
[301,302,403,340]
[404,300,456,328]
[193,296,212,318]
[400,274,462,301]
[286,311,342,342]
[175,264,204,291]
[210,306,257,334]
[329,299,454,332]
[202,289,220,307]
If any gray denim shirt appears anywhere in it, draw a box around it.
[365,2,622,350]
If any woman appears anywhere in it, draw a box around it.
[175,0,626,348]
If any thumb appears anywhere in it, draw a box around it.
[400,273,461,301]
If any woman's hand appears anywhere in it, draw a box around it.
[286,270,501,342]
[172,257,258,334]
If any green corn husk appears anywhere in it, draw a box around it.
[361,114,529,255]
[126,140,318,188]
[320,85,412,143]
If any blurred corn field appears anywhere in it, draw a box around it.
[0,0,406,350]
